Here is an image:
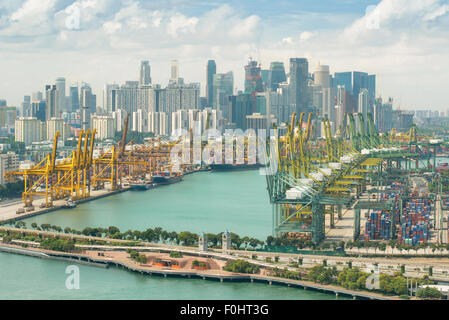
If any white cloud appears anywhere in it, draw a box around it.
[166,14,199,38]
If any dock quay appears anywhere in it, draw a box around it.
[0,242,395,300]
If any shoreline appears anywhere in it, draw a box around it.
[0,243,395,300]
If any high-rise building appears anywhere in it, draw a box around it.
[69,86,79,112]
[32,91,43,101]
[80,83,96,130]
[31,101,46,123]
[373,97,393,133]
[206,60,216,107]
[47,117,67,141]
[21,95,31,117]
[55,77,67,112]
[0,152,19,185]
[358,88,369,120]
[91,115,116,140]
[132,108,148,132]
[268,62,286,91]
[139,60,152,86]
[103,84,119,113]
[45,85,57,120]
[289,58,309,114]
[212,72,234,117]
[148,112,167,136]
[15,117,41,145]
[0,100,6,107]
[170,60,179,85]
[313,65,330,89]
[244,59,263,94]
[334,72,352,95]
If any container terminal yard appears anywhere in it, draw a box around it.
[2,111,449,299]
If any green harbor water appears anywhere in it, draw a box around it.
[21,170,272,239]
[0,170,347,299]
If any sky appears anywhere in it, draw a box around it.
[1,0,449,110]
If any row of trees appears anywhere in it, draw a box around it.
[305,266,439,298]
[24,223,266,249]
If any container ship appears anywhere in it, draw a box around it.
[129,180,155,191]
[209,163,262,171]
[152,171,183,185]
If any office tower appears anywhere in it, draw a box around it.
[91,115,116,140]
[32,91,43,101]
[289,58,309,114]
[373,97,393,133]
[0,100,6,107]
[80,83,96,130]
[14,117,41,145]
[31,101,46,122]
[261,69,270,89]
[367,74,376,102]
[45,85,57,120]
[21,95,31,117]
[170,60,179,84]
[206,60,216,107]
[244,59,263,94]
[358,89,369,120]
[268,62,287,91]
[354,71,377,106]
[313,65,330,89]
[139,60,152,86]
[55,77,67,112]
[235,93,253,130]
[69,86,80,112]
[212,72,234,118]
[334,72,352,95]
[103,84,119,113]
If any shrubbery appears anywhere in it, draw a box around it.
[223,259,260,274]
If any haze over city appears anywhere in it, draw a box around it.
[1,0,449,110]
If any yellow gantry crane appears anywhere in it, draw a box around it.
[5,129,97,208]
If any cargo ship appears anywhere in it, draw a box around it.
[209,163,262,171]
[152,171,183,185]
[129,180,155,191]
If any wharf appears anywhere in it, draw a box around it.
[0,243,395,300]
[0,187,128,225]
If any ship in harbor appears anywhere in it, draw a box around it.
[208,163,262,171]
[152,171,183,185]
[129,180,155,191]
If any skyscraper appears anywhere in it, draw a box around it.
[55,77,66,112]
[170,60,179,84]
[80,83,96,130]
[206,60,216,107]
[69,86,79,112]
[334,72,352,95]
[268,62,287,91]
[244,59,263,94]
[212,72,234,117]
[289,58,309,114]
[103,84,119,113]
[313,65,330,89]
[45,85,57,120]
[358,89,369,120]
[139,60,152,86]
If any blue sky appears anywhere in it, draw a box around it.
[0,0,448,110]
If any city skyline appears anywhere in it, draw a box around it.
[1,0,448,110]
